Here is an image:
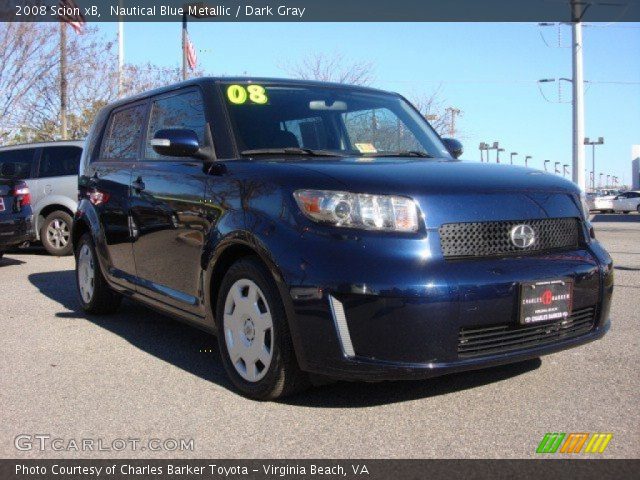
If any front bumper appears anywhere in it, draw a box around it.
[284,243,613,381]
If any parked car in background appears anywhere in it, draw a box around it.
[0,141,82,255]
[0,178,34,260]
[610,190,640,213]
[73,78,612,400]
[591,191,617,213]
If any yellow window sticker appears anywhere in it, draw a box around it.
[355,143,378,153]
[226,84,268,105]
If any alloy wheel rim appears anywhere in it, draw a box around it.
[47,218,70,249]
[223,279,274,383]
[77,244,95,304]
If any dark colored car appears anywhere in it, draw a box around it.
[0,178,34,259]
[74,78,613,400]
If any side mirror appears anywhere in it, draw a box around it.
[442,138,463,159]
[151,129,201,158]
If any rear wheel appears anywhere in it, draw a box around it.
[41,211,73,256]
[75,233,122,314]
[216,257,308,400]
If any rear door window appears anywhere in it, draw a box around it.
[101,104,147,161]
[145,90,207,160]
[0,148,37,179]
[38,146,82,177]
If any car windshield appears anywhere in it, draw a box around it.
[221,82,451,159]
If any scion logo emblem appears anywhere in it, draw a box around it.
[510,224,536,248]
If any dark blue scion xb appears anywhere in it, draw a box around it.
[74,78,612,400]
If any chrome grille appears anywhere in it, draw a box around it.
[458,306,596,358]
[439,217,582,259]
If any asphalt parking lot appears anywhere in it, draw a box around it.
[1,214,638,459]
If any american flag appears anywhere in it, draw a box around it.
[185,33,198,71]
[57,0,86,34]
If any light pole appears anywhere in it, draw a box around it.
[555,162,561,174]
[496,147,505,164]
[510,152,518,165]
[606,175,611,188]
[525,155,532,168]
[599,173,604,188]
[584,137,604,191]
[479,142,488,163]
[544,160,550,172]
[563,164,570,178]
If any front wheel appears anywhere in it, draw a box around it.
[41,211,74,256]
[216,257,308,400]
[75,233,122,314]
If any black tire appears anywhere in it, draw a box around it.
[75,233,122,314]
[0,251,4,260]
[41,210,74,256]
[637,205,640,214]
[623,211,630,214]
[216,257,308,400]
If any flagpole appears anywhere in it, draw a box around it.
[182,12,187,80]
[60,23,68,140]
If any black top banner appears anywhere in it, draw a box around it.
[2,0,640,22]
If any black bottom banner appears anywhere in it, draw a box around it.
[1,459,638,480]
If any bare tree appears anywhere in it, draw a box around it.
[3,25,204,144]
[0,23,59,135]
[279,52,375,86]
[406,86,455,137]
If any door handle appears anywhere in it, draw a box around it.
[132,177,145,192]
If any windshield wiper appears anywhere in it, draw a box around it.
[362,150,435,158]
[240,148,347,158]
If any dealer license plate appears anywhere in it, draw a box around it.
[519,279,573,325]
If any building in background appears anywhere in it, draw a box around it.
[633,145,640,190]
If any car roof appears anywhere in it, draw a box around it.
[0,140,84,151]
[104,76,397,110]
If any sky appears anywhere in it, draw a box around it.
[96,22,640,186]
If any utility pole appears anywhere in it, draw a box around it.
[510,152,518,165]
[445,107,461,137]
[525,155,532,167]
[584,137,604,191]
[117,21,124,95]
[59,23,67,140]
[571,0,586,190]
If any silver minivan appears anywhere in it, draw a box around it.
[0,141,83,256]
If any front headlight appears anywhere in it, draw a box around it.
[293,190,420,232]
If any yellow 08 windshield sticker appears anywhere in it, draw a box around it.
[226,84,268,105]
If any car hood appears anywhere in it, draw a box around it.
[269,157,580,195]
[248,157,584,226]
